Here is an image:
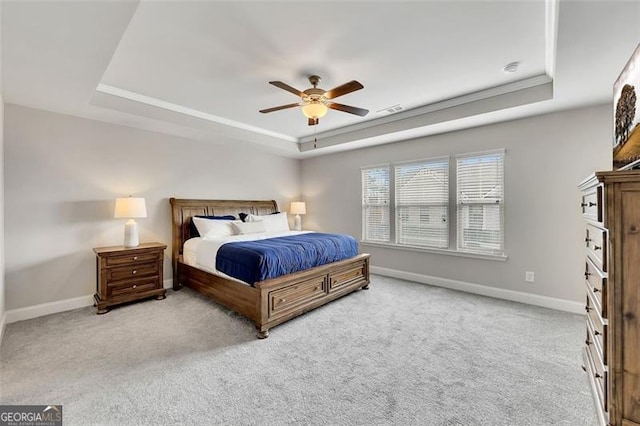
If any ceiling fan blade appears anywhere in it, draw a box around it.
[308,118,319,126]
[259,103,300,113]
[324,80,364,99]
[328,102,369,117]
[269,81,304,97]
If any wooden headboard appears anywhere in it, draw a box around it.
[169,198,278,273]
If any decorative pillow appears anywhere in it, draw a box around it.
[192,217,238,239]
[247,212,290,232]
[239,211,279,222]
[189,215,235,237]
[232,220,267,235]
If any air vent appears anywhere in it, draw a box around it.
[377,104,404,115]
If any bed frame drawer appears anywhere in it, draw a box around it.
[268,276,327,319]
[328,261,367,292]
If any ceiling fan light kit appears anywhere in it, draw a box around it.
[260,75,369,125]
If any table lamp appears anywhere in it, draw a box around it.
[114,197,147,247]
[290,201,306,231]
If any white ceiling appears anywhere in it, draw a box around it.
[2,1,640,158]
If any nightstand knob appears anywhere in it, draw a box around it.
[132,270,137,275]
[132,284,137,289]
[279,298,286,303]
[133,256,138,261]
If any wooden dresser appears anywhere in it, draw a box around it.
[93,242,167,314]
[579,171,640,426]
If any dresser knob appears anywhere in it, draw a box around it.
[585,237,592,243]
[593,287,599,293]
[133,256,138,261]
[279,298,286,303]
[594,330,601,336]
[595,373,603,379]
[585,306,591,312]
[132,284,137,289]
[584,271,591,279]
[581,202,587,208]
[589,202,596,207]
[593,245,601,251]
[630,225,639,234]
[585,339,592,346]
[581,365,587,372]
[132,270,137,275]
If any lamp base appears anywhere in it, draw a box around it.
[293,214,302,231]
[124,219,140,247]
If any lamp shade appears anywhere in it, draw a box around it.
[301,102,328,119]
[114,197,147,219]
[290,201,306,215]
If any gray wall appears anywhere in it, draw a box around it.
[301,105,612,303]
[4,104,301,310]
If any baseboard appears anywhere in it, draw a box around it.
[370,266,585,314]
[5,281,175,325]
[5,295,95,324]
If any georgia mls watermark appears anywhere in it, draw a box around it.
[0,405,62,426]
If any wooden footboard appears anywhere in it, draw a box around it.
[170,198,371,338]
[177,253,370,338]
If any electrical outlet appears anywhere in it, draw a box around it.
[525,271,535,283]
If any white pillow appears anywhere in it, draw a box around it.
[248,212,290,232]
[232,220,267,235]
[193,217,238,238]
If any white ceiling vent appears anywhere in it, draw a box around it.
[377,104,404,115]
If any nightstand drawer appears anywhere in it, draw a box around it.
[107,276,160,298]
[107,262,159,282]
[106,251,161,267]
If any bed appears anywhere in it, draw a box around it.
[170,198,370,338]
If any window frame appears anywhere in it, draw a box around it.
[360,149,507,261]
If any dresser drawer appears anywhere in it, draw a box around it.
[107,262,159,282]
[586,301,607,365]
[107,276,160,298]
[585,325,608,413]
[106,251,161,267]
[269,276,327,319]
[585,224,607,272]
[585,256,607,318]
[328,262,367,292]
[581,184,603,223]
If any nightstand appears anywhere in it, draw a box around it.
[93,242,167,314]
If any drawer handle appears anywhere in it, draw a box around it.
[630,225,639,234]
[133,256,138,261]
[585,306,591,312]
[585,339,592,346]
[581,202,596,207]
[581,365,587,372]
[593,287,599,293]
[132,270,137,275]
[585,237,592,243]
[279,298,286,303]
[594,330,601,336]
[589,202,596,207]
[593,245,602,251]
[595,373,603,379]
[132,284,137,289]
[584,271,591,279]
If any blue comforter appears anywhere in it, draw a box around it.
[216,232,359,285]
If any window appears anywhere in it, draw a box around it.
[395,158,448,248]
[361,165,390,242]
[456,151,504,255]
[361,150,505,258]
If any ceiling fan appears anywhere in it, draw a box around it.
[259,75,369,126]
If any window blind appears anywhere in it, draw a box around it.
[456,151,504,255]
[362,165,390,242]
[395,158,449,248]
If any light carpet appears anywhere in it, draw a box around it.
[0,275,596,425]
